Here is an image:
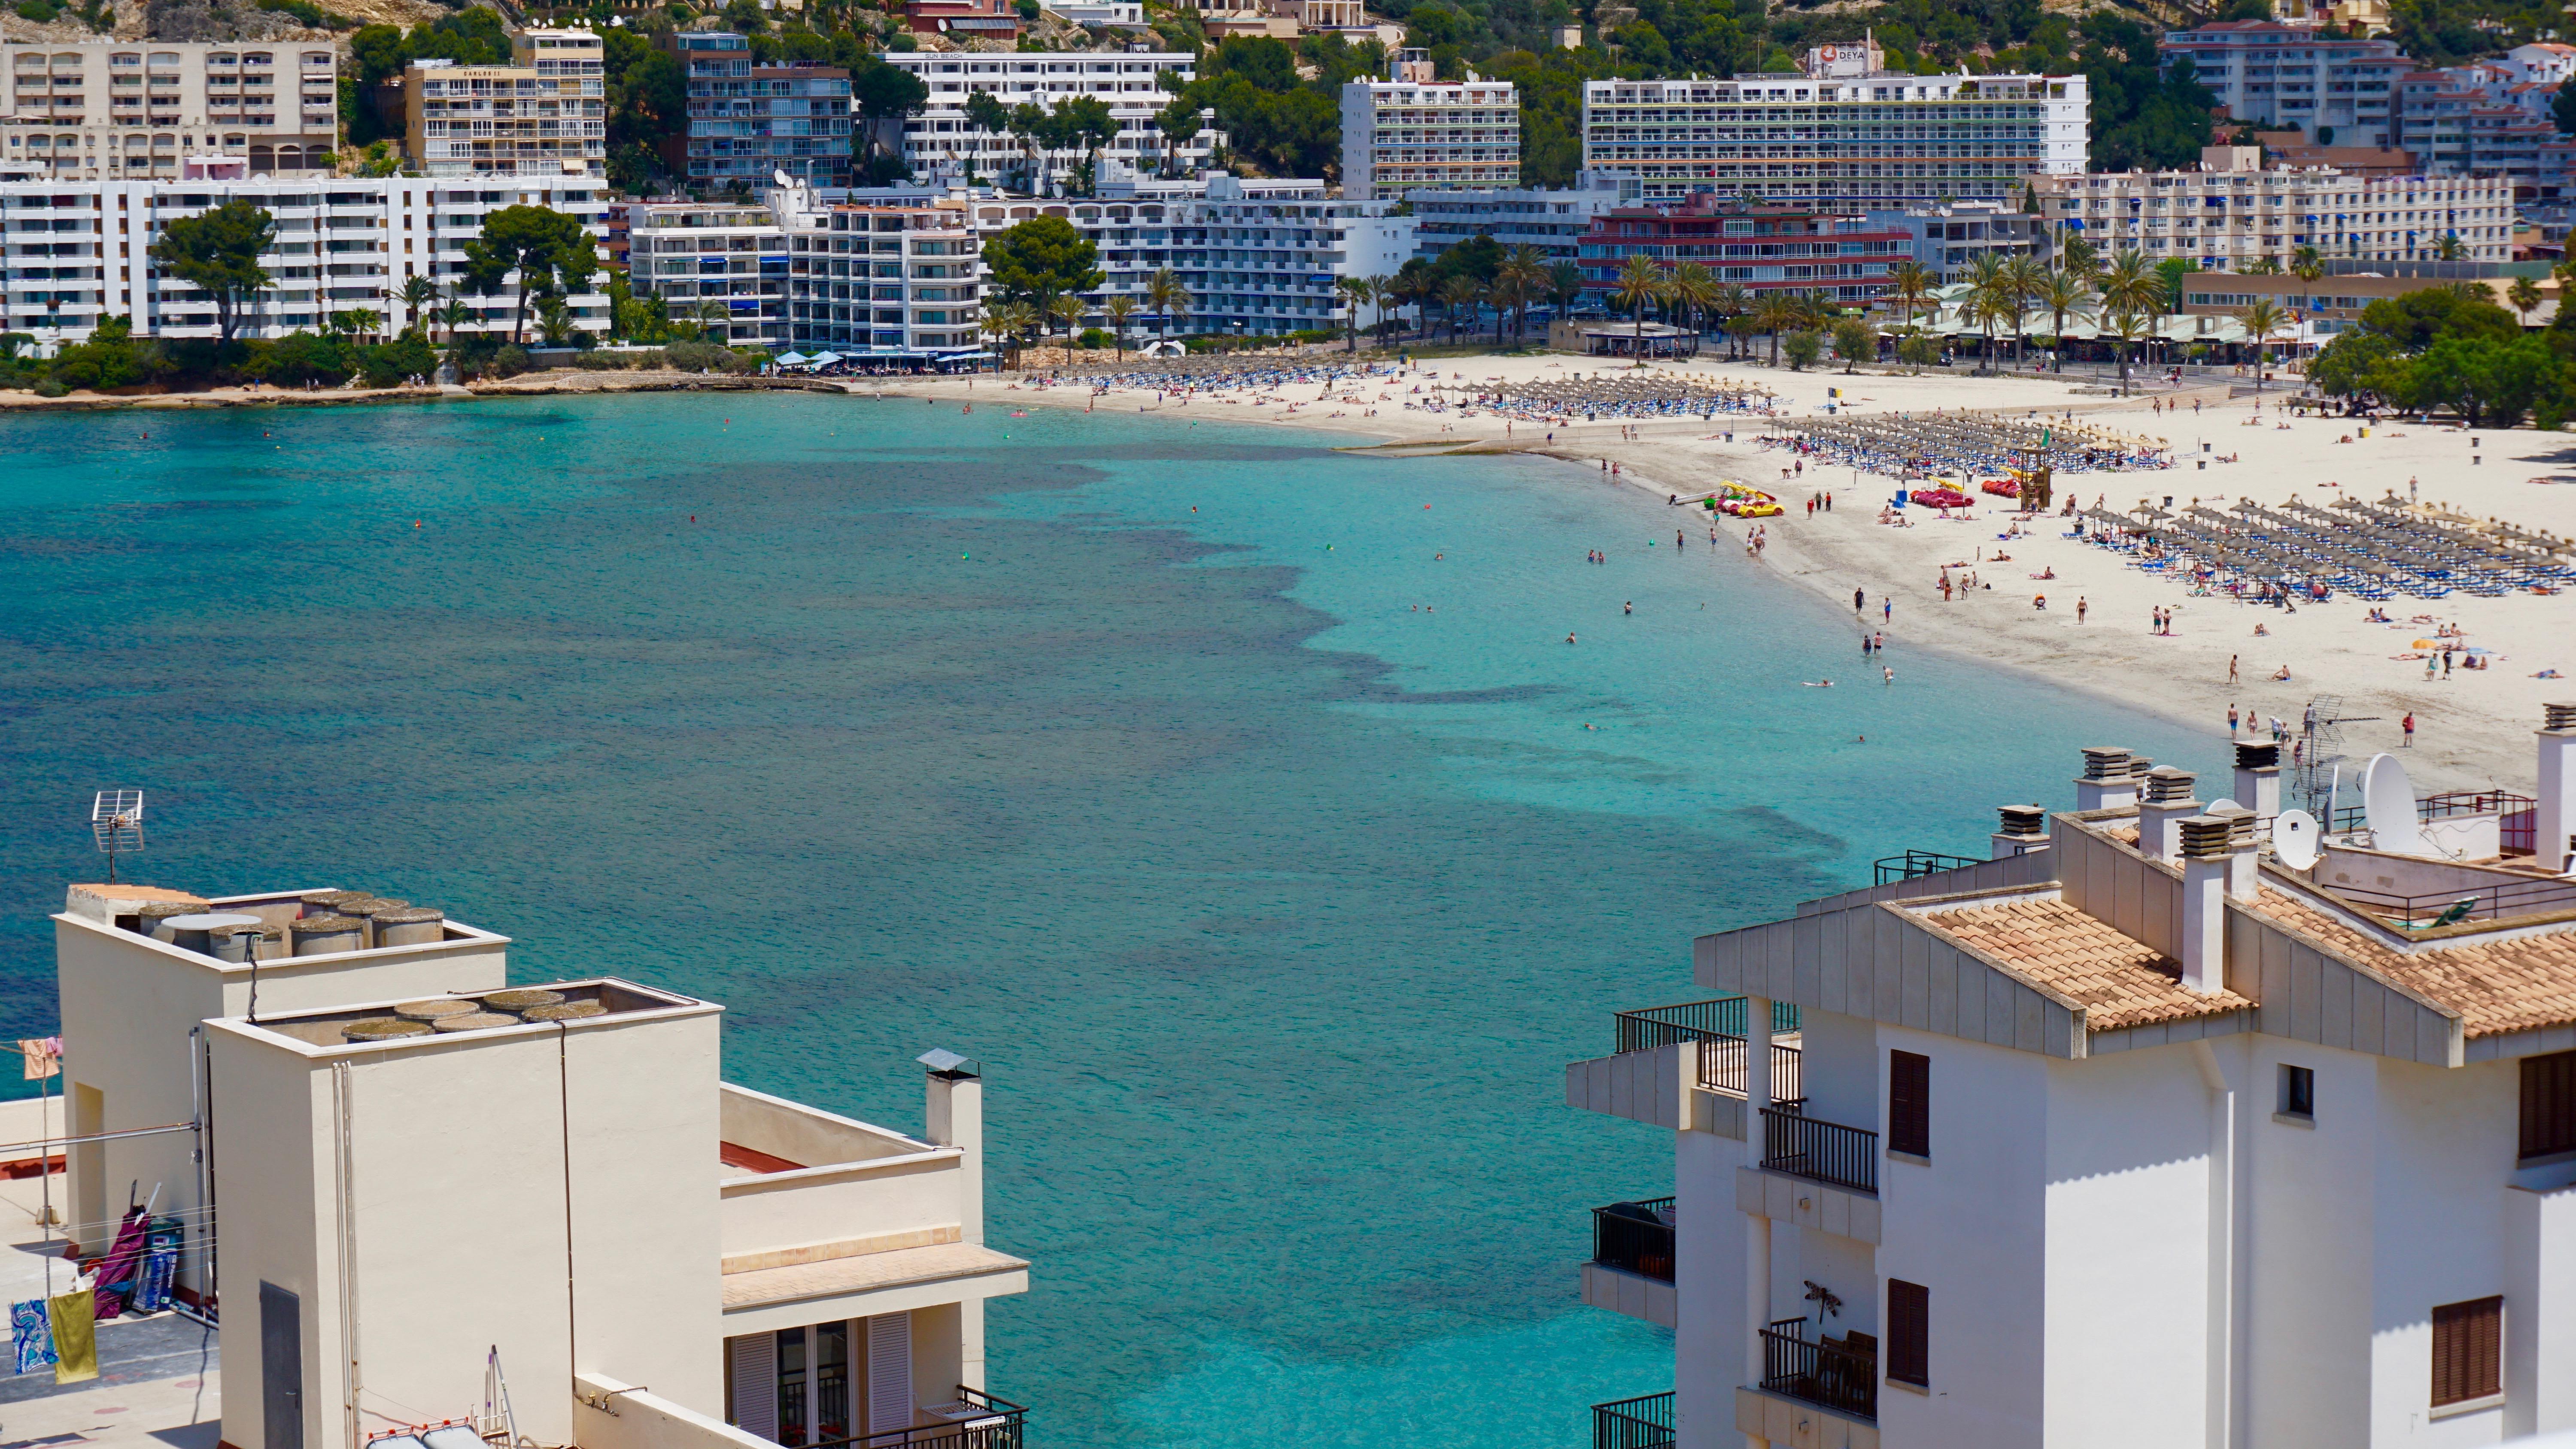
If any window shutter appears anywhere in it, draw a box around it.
[2521,1049,2576,1161]
[865,1311,914,1436]
[2430,1296,2502,1407]
[1887,1279,1929,1387]
[1889,1051,1930,1158]
[729,1333,779,1443]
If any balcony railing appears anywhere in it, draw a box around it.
[1612,997,1799,1051]
[1591,1197,1674,1282]
[1760,1317,1877,1422]
[1760,1106,1877,1194]
[1591,1391,1675,1449]
[1699,1037,1804,1105]
[809,1388,1025,1449]
[1873,848,1984,885]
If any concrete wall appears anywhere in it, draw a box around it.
[2237,1034,2375,1449]
[2367,1056,2521,1446]
[1674,1127,1745,1449]
[577,1374,777,1449]
[53,903,507,1273]
[210,998,725,1449]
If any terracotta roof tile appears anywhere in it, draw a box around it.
[2245,888,2576,1038]
[1914,896,2254,1031]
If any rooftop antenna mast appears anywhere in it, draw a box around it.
[91,789,145,884]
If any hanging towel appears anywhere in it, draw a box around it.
[10,1300,54,1375]
[91,1206,150,1320]
[18,1038,59,1082]
[48,1290,94,1385]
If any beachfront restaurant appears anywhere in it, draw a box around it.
[1571,321,1702,358]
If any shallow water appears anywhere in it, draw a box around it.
[0,394,2223,1447]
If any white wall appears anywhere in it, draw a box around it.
[2239,1034,2375,1448]
[2368,1056,2522,1447]
[1674,1127,1743,1449]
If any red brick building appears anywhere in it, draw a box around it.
[1575,194,1913,308]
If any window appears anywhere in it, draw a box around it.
[1889,1050,1929,1158]
[2430,1296,2502,1408]
[1887,1279,1929,1386]
[2522,1049,2576,1161]
[2280,1064,2315,1119]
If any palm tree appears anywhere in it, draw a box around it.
[1711,281,1750,358]
[1882,260,1935,335]
[2104,301,2152,397]
[1439,274,1481,345]
[2001,255,2046,365]
[1665,261,1718,346]
[1047,293,1084,350]
[1498,245,1549,341]
[1103,294,1139,359]
[2237,298,2290,394]
[998,300,1040,364]
[1144,265,1190,347]
[2036,268,2098,374]
[1335,276,1374,353]
[1485,268,1522,348]
[437,297,476,345]
[2433,232,2467,261]
[980,309,1018,366]
[1751,290,1800,368]
[399,275,438,336]
[2509,275,2543,326]
[2058,233,2100,279]
[2097,249,2163,390]
[694,298,731,343]
[342,307,382,346]
[2242,255,2285,276]
[1546,261,1584,325]
[2290,244,2325,320]
[1610,254,1663,360]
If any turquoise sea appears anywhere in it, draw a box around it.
[0,395,2224,1447]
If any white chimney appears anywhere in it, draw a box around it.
[2178,814,2233,994]
[922,1049,984,1243]
[2074,747,2138,812]
[2214,804,2261,900]
[2542,703,2576,875]
[2232,738,2282,822]
[2137,766,2202,863]
[1993,803,2048,860]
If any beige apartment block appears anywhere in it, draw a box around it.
[1338,49,1519,200]
[47,883,1030,1449]
[0,41,338,180]
[403,27,607,179]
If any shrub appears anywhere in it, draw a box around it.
[32,376,69,397]
[491,344,532,377]
[1782,330,1823,371]
[1078,327,1108,350]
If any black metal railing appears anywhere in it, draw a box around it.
[1760,1318,1877,1421]
[806,1389,1026,1449]
[2328,789,2538,838]
[1761,1107,1878,1194]
[781,1376,809,1446]
[1613,998,1801,1053]
[1873,849,1983,885]
[816,1369,849,1444]
[1698,1037,1806,1105]
[1592,1391,1675,1449]
[2329,874,2576,929]
[1591,1197,1675,1282]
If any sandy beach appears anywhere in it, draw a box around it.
[894,351,2576,794]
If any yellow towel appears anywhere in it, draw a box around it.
[49,1289,96,1385]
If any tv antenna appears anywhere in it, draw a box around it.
[91,790,144,883]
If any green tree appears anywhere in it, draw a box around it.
[1831,317,1874,373]
[2237,298,2290,393]
[851,55,929,185]
[1612,253,1664,357]
[2509,275,2543,325]
[1335,276,1374,352]
[982,216,1104,318]
[1145,264,1191,344]
[462,205,599,345]
[1103,293,1139,359]
[2037,267,2098,372]
[398,273,439,334]
[1783,330,1823,370]
[148,198,275,344]
[1883,259,1935,333]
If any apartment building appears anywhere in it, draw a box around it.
[402,27,608,181]
[1578,39,2086,216]
[1573,194,1912,308]
[1864,201,2046,284]
[2175,267,2552,333]
[781,197,983,355]
[50,881,1030,1449]
[1,40,337,180]
[2,176,610,343]
[877,50,1215,191]
[1406,170,1625,265]
[2031,153,2514,269]
[905,0,1021,40]
[1339,49,1519,201]
[2394,63,2576,224]
[661,31,852,188]
[625,199,790,348]
[1569,718,2576,1448]
[2157,20,2412,148]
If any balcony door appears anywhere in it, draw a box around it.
[729,1322,855,1446]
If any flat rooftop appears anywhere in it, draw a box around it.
[233,978,704,1051]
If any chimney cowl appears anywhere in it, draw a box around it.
[2546,702,2576,732]
[2126,755,2154,779]
[2142,766,2196,803]
[1998,804,2047,837]
[2233,738,2280,770]
[2080,746,2133,780]
[2178,814,2233,860]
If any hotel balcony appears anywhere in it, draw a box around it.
[1592,1391,1674,1449]
[1564,998,1801,1133]
[1738,1317,1878,1447]
[1583,1197,1675,1327]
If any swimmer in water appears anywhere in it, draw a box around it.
[1567,633,1578,644]
[1804,680,1833,687]
[1624,601,1633,615]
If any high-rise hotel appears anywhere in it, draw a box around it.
[1339,49,1519,201]
[1579,39,2087,214]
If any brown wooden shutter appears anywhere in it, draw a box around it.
[1889,1050,1930,1158]
[2522,1050,2576,1161]
[2430,1296,2502,1407]
[1887,1279,1929,1387]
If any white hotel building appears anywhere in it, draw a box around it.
[2,172,609,343]
[875,51,1219,192]
[1570,717,2576,1448]
[1339,49,1519,200]
[1579,39,2086,215]
[2030,152,2515,269]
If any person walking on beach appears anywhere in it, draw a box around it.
[2229,703,2240,735]
[2077,596,2088,624]
[1855,586,1866,612]
[1883,597,1893,622]
[2229,654,2240,685]
[2402,712,2416,746]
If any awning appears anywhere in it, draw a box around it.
[774,351,810,363]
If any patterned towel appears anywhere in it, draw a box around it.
[11,1299,54,1375]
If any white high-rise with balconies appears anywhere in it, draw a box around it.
[1338,49,1519,201]
[1567,716,2576,1449]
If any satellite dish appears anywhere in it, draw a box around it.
[2209,797,2241,814]
[2360,752,2422,855]
[2274,809,2320,870]
[91,789,145,883]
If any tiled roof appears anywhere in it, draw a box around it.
[2246,888,2576,1039]
[1916,896,2255,1031]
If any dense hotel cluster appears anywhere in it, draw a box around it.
[878,52,1218,191]
[1,41,338,178]
[2031,164,2515,266]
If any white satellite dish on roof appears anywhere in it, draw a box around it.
[2274,809,2320,870]
[2361,752,2422,855]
